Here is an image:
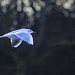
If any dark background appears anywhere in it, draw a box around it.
[0,0,75,75]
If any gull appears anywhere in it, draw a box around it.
[0,29,35,48]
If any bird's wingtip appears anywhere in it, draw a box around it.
[29,42,34,45]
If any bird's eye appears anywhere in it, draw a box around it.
[28,29,32,32]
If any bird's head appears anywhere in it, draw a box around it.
[26,29,36,34]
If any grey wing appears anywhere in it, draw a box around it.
[10,34,23,48]
[0,34,23,48]
[0,36,5,38]
[13,32,33,45]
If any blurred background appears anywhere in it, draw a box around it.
[0,0,75,75]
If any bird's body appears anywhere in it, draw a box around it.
[0,29,35,48]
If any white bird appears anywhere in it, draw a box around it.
[0,29,35,48]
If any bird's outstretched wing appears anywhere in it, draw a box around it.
[12,32,33,45]
[0,34,23,48]
[0,36,5,38]
[10,34,23,48]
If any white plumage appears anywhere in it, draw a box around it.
[0,29,35,48]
